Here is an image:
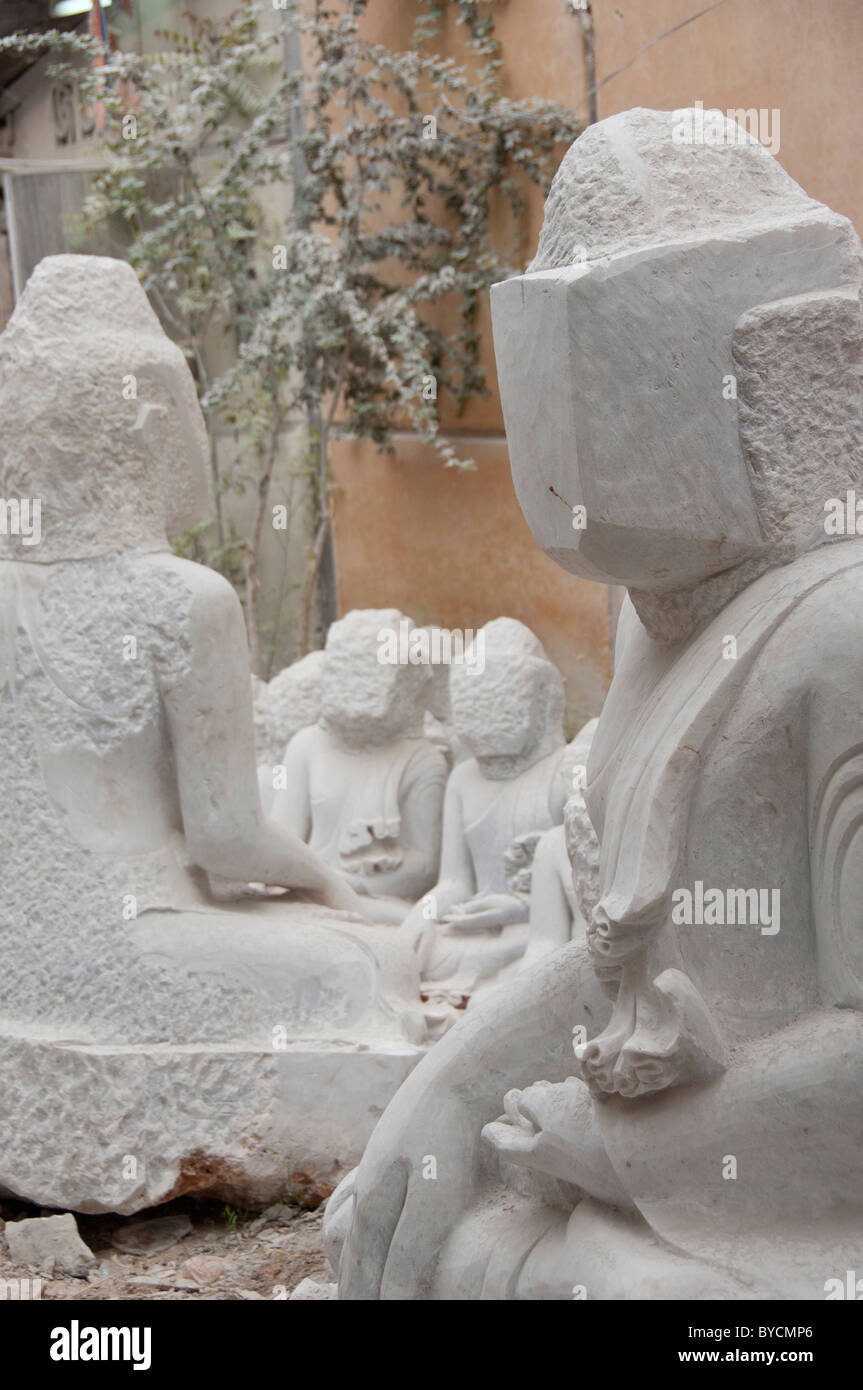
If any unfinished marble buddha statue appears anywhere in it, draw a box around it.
[332,109,863,1299]
[270,609,448,924]
[403,617,568,997]
[0,255,429,1216]
[461,718,600,1010]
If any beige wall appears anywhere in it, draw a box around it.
[332,434,610,732]
[333,0,863,723]
[591,0,863,230]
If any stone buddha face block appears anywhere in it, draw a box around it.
[491,107,863,596]
[321,608,432,745]
[0,254,212,562]
[449,617,564,773]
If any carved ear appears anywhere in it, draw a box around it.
[733,289,863,547]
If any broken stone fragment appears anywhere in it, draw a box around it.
[110,1213,193,1256]
[181,1254,229,1286]
[4,1213,95,1277]
[289,1277,336,1300]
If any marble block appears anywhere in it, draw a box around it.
[0,255,431,1213]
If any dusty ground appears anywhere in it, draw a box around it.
[0,1195,330,1301]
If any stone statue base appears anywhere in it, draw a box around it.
[0,901,428,1214]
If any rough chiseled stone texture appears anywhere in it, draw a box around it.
[449,618,564,783]
[630,288,863,645]
[319,608,430,742]
[0,255,207,563]
[563,738,600,938]
[0,256,426,1214]
[271,609,447,916]
[735,289,863,548]
[530,107,820,272]
[3,555,395,1049]
[4,1213,95,1276]
[255,650,327,767]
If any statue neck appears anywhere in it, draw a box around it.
[322,716,422,751]
[629,546,797,646]
[477,727,560,782]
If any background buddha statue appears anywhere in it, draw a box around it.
[463,718,600,1007]
[270,608,448,923]
[0,255,429,1215]
[403,617,568,999]
[332,109,863,1299]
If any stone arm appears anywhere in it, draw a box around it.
[160,564,361,911]
[269,729,312,841]
[399,767,476,951]
[520,824,575,966]
[595,1007,863,1254]
[349,851,433,906]
[338,938,611,1299]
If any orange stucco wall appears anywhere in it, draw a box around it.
[331,433,611,731]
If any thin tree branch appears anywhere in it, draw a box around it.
[575,0,732,114]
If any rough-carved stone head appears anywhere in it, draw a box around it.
[320,608,432,746]
[0,254,211,562]
[450,617,564,776]
[491,109,863,634]
[265,650,327,763]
